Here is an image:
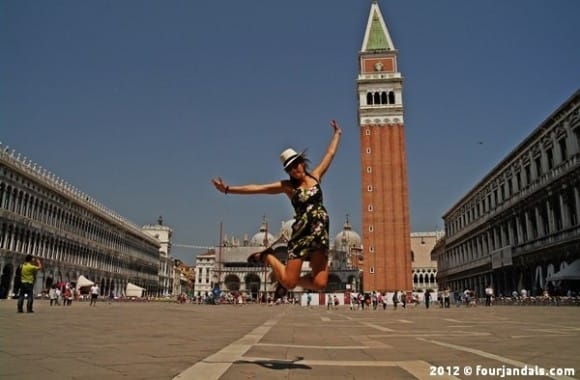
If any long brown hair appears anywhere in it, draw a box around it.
[287,156,312,187]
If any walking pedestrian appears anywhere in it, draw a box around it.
[90,284,100,306]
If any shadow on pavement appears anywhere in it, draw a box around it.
[234,356,311,370]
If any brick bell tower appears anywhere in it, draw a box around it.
[357,0,412,292]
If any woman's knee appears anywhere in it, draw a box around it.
[311,273,328,290]
[280,278,299,289]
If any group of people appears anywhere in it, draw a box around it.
[47,284,76,306]
[348,291,411,310]
[14,253,108,314]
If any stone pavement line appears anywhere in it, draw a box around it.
[360,321,395,332]
[417,338,578,380]
[241,357,459,380]
[256,343,371,350]
[173,315,282,380]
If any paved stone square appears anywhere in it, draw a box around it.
[1,299,578,380]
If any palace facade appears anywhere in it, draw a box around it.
[0,144,178,298]
[434,90,580,297]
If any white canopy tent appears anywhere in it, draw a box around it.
[126,282,145,297]
[546,259,580,282]
[76,275,95,288]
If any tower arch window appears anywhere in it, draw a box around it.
[366,147,371,154]
[366,166,372,173]
[369,267,375,274]
[366,93,373,105]
[369,245,375,253]
[373,92,380,105]
[388,91,395,104]
[368,204,373,212]
[381,92,388,104]
[367,185,373,192]
[369,225,374,232]
[365,129,371,136]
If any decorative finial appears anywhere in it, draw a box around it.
[158,215,163,225]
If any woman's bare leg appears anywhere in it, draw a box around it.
[264,255,303,289]
[296,250,329,290]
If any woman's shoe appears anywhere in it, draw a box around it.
[247,247,274,265]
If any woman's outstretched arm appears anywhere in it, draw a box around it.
[211,177,287,195]
[312,120,342,179]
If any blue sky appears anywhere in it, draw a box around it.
[2,1,579,263]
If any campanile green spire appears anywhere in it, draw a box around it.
[361,1,395,52]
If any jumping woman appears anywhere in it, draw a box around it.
[211,120,342,296]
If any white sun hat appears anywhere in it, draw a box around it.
[279,148,306,170]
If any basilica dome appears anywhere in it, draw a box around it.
[250,221,276,247]
[333,219,361,251]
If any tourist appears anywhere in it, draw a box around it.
[212,120,342,297]
[17,255,42,313]
[400,290,406,309]
[485,286,494,306]
[90,283,100,306]
[49,285,58,306]
[424,289,431,309]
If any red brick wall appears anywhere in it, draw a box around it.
[360,123,412,292]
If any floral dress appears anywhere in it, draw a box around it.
[287,178,329,261]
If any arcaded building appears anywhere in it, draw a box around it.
[435,90,580,297]
[357,1,412,292]
[411,231,443,292]
[0,145,171,298]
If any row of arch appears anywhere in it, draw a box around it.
[366,91,396,105]
[0,182,158,259]
[413,271,437,286]
[0,222,158,278]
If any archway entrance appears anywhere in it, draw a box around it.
[245,273,261,300]
[224,274,241,292]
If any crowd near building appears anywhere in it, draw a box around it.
[434,90,580,298]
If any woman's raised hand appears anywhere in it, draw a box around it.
[330,119,342,135]
[211,177,228,194]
